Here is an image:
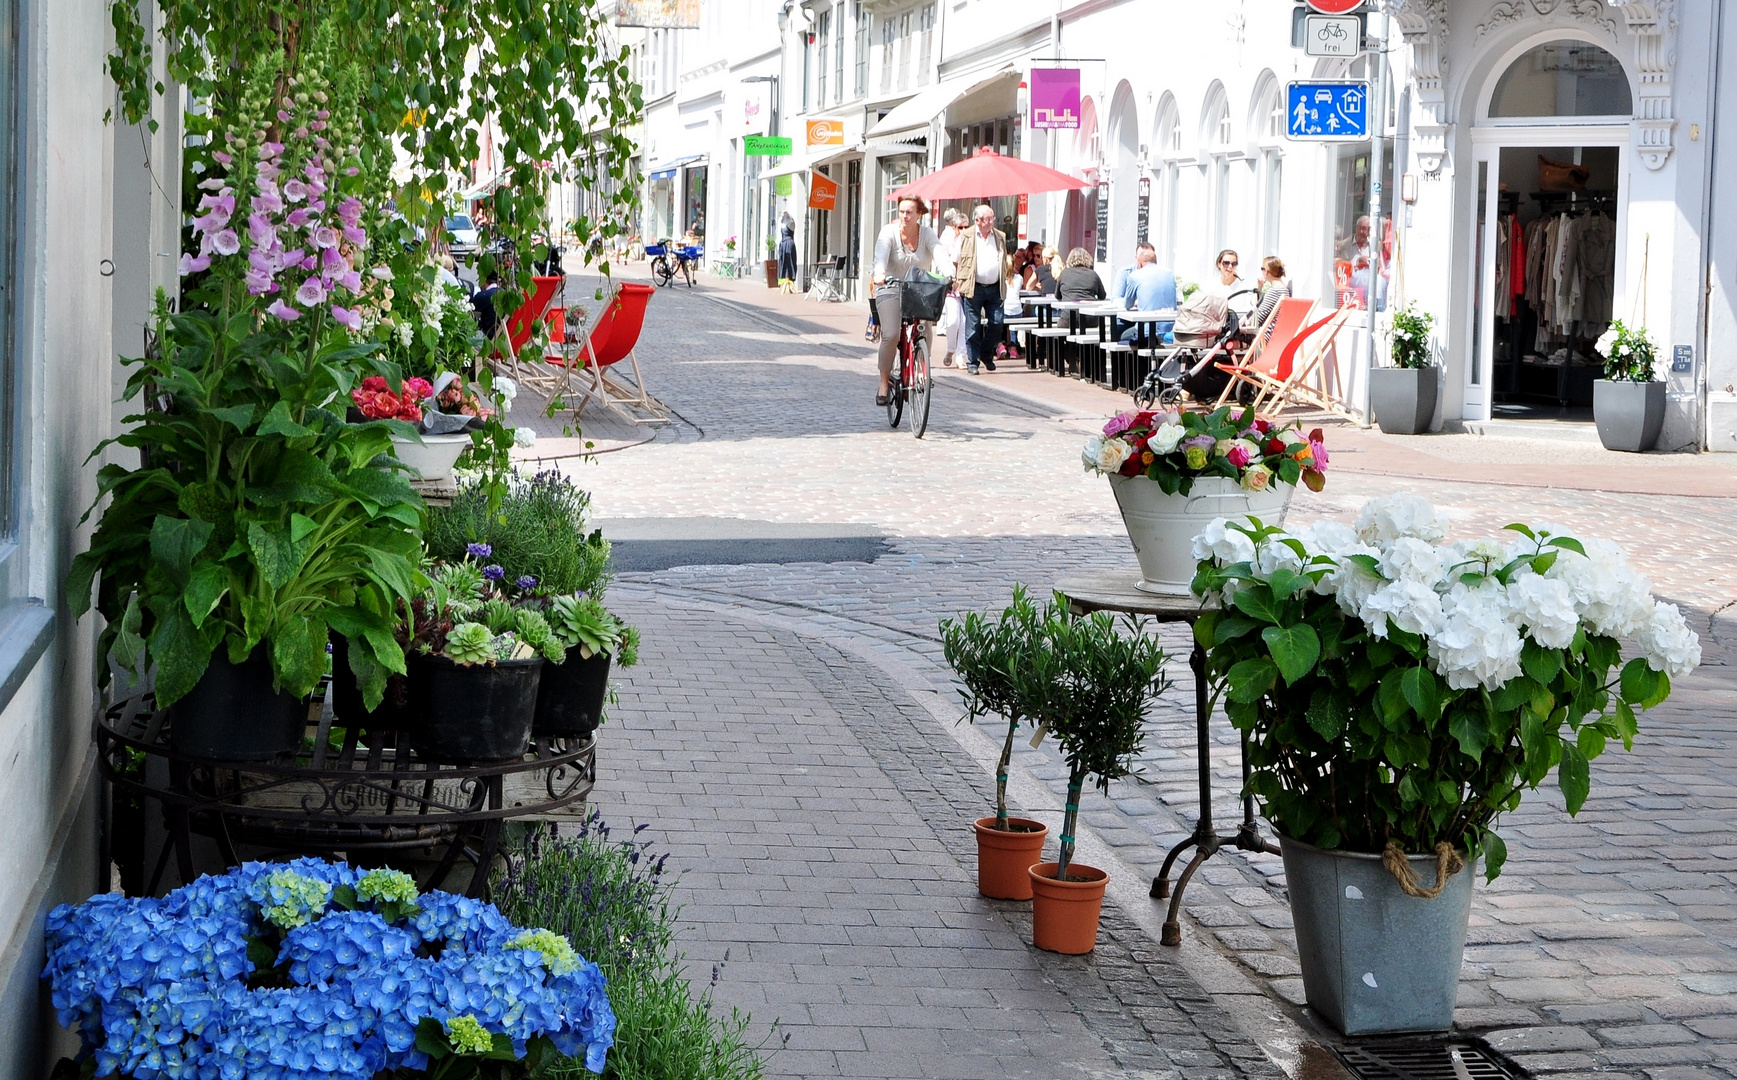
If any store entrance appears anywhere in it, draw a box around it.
[1468,137,1626,424]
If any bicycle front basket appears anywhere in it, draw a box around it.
[901,277,948,323]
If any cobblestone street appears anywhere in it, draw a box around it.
[552,272,1737,1080]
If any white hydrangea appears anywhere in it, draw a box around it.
[1323,543,1385,614]
[1381,536,1446,587]
[1255,533,1307,577]
[1355,493,1451,546]
[1360,578,1447,639]
[1294,520,1359,559]
[1503,573,1581,649]
[1191,517,1256,565]
[1545,538,1655,638]
[1635,601,1702,678]
[1429,586,1525,691]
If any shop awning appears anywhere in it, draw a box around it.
[757,145,860,180]
[864,64,1017,144]
[648,155,705,181]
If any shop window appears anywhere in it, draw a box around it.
[1490,40,1632,119]
[1202,92,1231,259]
[1256,91,1285,259]
[1153,96,1181,269]
[1330,140,1393,309]
[897,11,912,92]
[854,4,869,97]
[834,4,846,101]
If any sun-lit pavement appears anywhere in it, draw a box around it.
[554,268,1737,1080]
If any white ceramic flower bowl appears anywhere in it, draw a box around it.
[388,433,471,482]
[1108,474,1294,594]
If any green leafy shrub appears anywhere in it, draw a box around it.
[497,814,779,1080]
[1389,303,1436,369]
[426,471,611,597]
[940,586,1042,831]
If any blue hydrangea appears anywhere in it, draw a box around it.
[42,861,615,1079]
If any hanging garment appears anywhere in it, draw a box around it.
[1575,212,1616,335]
[1510,217,1526,318]
[1493,216,1510,318]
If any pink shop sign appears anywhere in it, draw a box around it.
[1029,68,1081,130]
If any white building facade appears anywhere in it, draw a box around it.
[619,0,1735,449]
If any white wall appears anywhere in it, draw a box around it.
[0,1,162,1073]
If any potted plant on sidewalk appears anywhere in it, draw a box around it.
[764,236,779,289]
[1191,492,1701,1034]
[1025,597,1170,954]
[1083,406,1328,594]
[1370,302,1438,435]
[941,587,1049,901]
[1593,320,1666,452]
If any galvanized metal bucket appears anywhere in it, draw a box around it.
[1280,835,1474,1036]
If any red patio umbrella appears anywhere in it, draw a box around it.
[887,147,1092,202]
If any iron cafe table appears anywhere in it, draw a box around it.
[1053,569,1277,946]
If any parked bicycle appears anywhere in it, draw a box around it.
[877,277,944,438]
[647,240,701,288]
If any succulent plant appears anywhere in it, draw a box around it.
[513,608,567,664]
[550,596,621,660]
[443,622,499,665]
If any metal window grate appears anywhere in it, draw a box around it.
[1333,1039,1530,1080]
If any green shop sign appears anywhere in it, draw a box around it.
[745,135,793,156]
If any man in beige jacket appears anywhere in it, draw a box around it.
[953,204,1008,373]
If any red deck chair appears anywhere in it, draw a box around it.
[1212,297,1316,408]
[567,283,666,422]
[505,275,563,355]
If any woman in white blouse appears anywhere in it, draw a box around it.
[871,196,947,406]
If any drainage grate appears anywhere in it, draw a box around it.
[1333,1039,1530,1080]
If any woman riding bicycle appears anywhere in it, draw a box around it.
[871,195,946,407]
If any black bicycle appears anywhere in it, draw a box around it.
[648,240,701,288]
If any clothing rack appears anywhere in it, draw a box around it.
[1493,191,1617,408]
[1530,189,1617,212]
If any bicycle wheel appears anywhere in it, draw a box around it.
[908,333,931,438]
[652,257,673,287]
[885,372,904,429]
[682,259,695,287]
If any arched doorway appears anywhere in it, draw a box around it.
[1106,81,1140,270]
[1464,36,1632,423]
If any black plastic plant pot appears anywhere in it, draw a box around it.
[409,652,543,763]
[532,650,611,739]
[330,633,412,732]
[169,646,307,761]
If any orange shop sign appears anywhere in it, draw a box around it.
[808,171,839,211]
[807,119,845,148]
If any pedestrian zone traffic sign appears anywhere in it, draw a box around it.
[1286,81,1369,140]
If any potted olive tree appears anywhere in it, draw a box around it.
[1370,303,1438,435]
[1024,597,1169,954]
[1192,493,1700,1034]
[941,587,1049,901]
[1593,320,1665,451]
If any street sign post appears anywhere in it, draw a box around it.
[1285,81,1369,140]
[1304,14,1360,57]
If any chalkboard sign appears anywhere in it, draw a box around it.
[1095,184,1108,262]
[1137,176,1151,245]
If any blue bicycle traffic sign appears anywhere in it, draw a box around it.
[1286,81,1369,140]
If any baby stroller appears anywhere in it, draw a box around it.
[1133,288,1259,408]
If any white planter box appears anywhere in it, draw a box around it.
[1106,474,1293,594]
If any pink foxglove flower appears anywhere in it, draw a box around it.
[266,298,302,321]
[320,246,347,271]
[369,266,394,281]
[329,305,362,331]
[210,229,241,256]
[283,179,309,202]
[336,197,364,227]
[212,151,232,166]
[277,248,306,271]
[311,225,339,249]
[341,225,367,246]
[247,213,276,247]
[179,253,211,276]
[300,255,318,271]
[244,267,274,295]
[296,276,327,306]
[335,270,363,293]
[285,208,313,229]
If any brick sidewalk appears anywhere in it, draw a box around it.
[565,273,1737,1080]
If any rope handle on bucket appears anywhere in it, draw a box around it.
[1381,841,1465,899]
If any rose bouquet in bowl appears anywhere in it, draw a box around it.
[1082,405,1329,495]
[351,374,434,422]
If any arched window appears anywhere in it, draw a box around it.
[1250,78,1284,260]
[1490,40,1631,119]
[1153,95,1181,268]
[1201,88,1231,258]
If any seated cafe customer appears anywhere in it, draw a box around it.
[1055,247,1105,302]
[1116,241,1176,344]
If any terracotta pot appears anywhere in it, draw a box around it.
[973,817,1048,900]
[1028,861,1109,954]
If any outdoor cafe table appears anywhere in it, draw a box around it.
[1053,569,1277,947]
[1020,295,1063,371]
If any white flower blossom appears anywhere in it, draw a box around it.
[1381,536,1446,587]
[1293,520,1359,560]
[512,427,538,449]
[1503,573,1580,649]
[1430,586,1525,690]
[1190,517,1256,566]
[1545,539,1654,638]
[1087,436,1133,473]
[1323,544,1385,614]
[1148,422,1186,454]
[1360,579,1447,639]
[1355,492,1451,546]
[1636,601,1701,678]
